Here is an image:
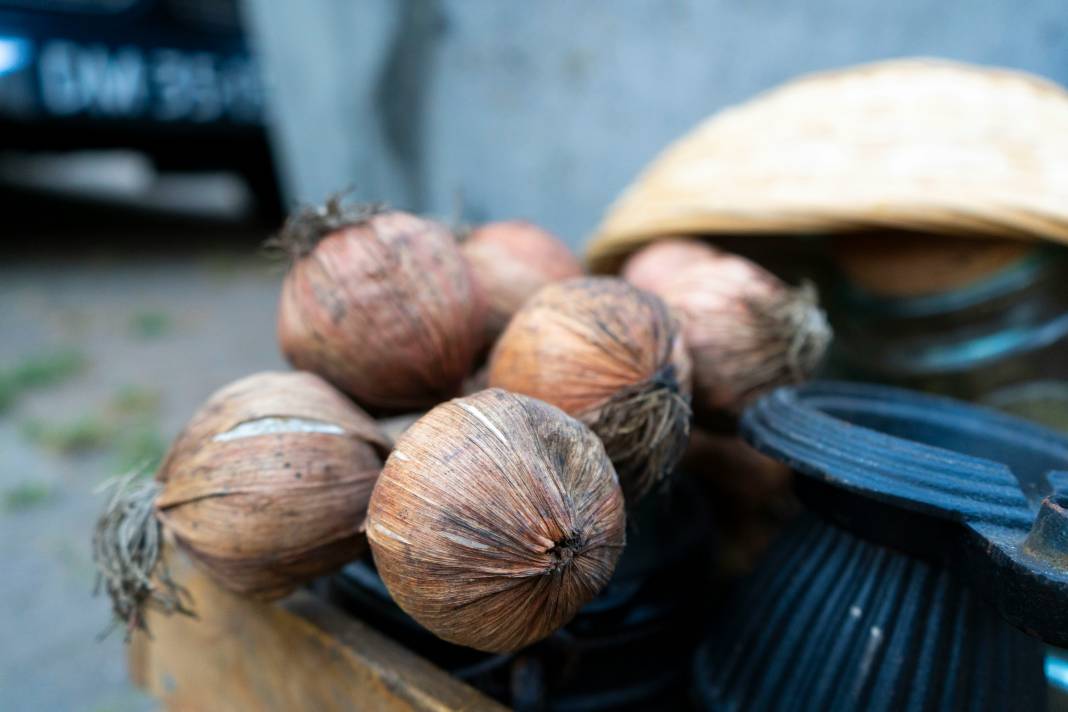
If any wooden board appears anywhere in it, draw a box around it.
[129,545,506,712]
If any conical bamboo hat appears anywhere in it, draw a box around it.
[587,59,1068,273]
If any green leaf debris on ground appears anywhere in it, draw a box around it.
[0,349,87,413]
[110,385,162,419]
[113,425,167,474]
[128,310,172,340]
[3,481,56,512]
[22,416,115,455]
[18,383,166,472]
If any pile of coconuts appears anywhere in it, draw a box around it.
[93,197,830,654]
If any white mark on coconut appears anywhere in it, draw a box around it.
[441,531,492,550]
[458,403,508,444]
[373,522,411,545]
[392,450,412,462]
[213,416,345,442]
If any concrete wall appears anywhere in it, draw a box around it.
[243,0,1068,248]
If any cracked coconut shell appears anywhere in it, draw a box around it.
[154,370,391,599]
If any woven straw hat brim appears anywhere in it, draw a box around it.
[587,58,1068,273]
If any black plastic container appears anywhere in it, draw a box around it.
[830,245,1068,409]
[695,514,1045,711]
[694,381,1068,711]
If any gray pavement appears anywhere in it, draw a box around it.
[0,248,285,711]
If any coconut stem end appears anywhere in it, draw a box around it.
[92,471,195,641]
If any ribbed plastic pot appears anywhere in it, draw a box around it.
[694,514,1045,711]
[694,381,1068,711]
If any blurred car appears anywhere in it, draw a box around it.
[0,0,279,222]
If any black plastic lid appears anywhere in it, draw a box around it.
[741,381,1068,646]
